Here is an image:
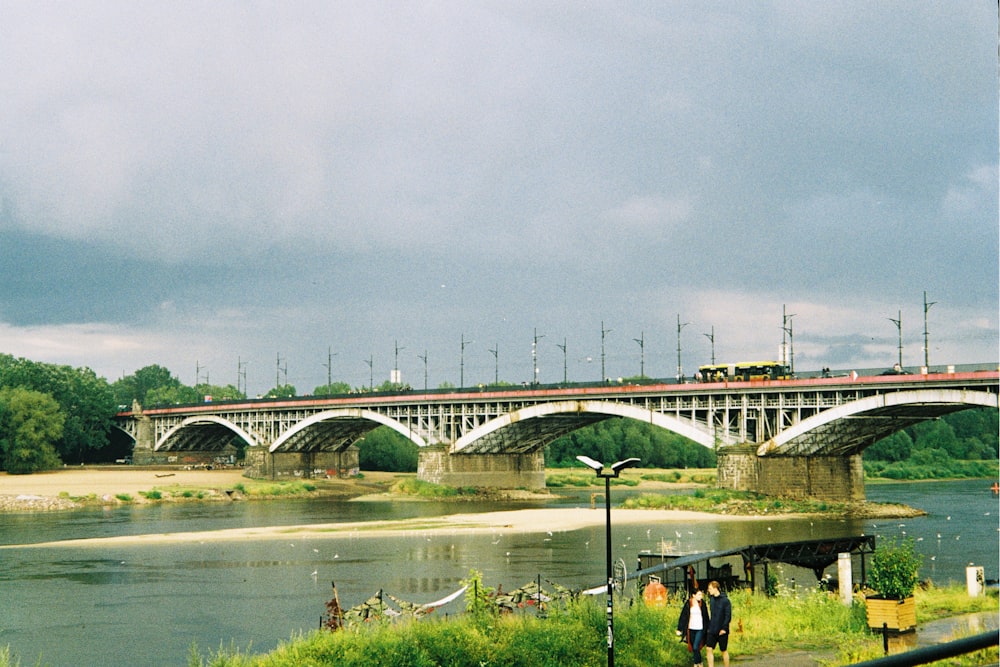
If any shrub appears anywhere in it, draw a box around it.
[868,536,922,599]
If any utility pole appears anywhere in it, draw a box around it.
[237,357,247,396]
[532,328,544,385]
[703,326,715,365]
[601,321,612,382]
[275,353,287,389]
[676,314,689,382]
[633,332,644,378]
[782,311,796,376]
[781,305,796,371]
[888,310,903,368]
[923,291,937,370]
[556,338,568,384]
[364,355,373,391]
[488,344,499,386]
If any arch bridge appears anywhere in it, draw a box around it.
[114,369,998,501]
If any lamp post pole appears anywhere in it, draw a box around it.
[576,456,641,667]
[888,311,902,369]
[923,291,936,370]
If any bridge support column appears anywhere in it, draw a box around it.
[718,447,865,502]
[418,446,546,490]
[131,413,156,466]
[243,447,360,480]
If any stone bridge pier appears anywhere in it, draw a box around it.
[244,447,360,480]
[717,445,865,502]
[417,446,546,490]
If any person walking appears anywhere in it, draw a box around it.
[705,581,732,667]
[676,588,708,666]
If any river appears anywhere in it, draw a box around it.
[1,479,996,667]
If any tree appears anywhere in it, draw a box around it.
[865,430,913,462]
[264,384,297,399]
[145,384,202,406]
[112,364,180,406]
[313,382,351,396]
[358,427,418,472]
[0,354,117,463]
[0,387,64,473]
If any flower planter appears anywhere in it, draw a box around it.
[865,595,916,633]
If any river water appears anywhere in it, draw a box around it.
[1,479,996,667]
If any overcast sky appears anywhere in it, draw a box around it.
[1,1,996,396]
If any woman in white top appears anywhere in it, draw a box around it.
[675,588,708,667]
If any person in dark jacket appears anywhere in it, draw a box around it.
[705,580,732,667]
[675,588,708,666]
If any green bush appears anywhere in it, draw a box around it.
[868,537,922,599]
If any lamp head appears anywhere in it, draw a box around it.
[610,458,641,475]
[575,455,603,472]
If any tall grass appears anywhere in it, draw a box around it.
[238,481,317,497]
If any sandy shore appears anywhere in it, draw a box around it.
[0,467,250,497]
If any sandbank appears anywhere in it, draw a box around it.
[6,506,767,549]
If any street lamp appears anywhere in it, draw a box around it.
[633,332,644,378]
[888,310,902,369]
[923,291,936,370]
[601,321,612,382]
[417,351,428,391]
[703,326,715,366]
[676,314,689,382]
[557,338,568,384]
[532,328,544,385]
[576,455,641,667]
[460,334,472,388]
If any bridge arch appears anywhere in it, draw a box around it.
[452,399,714,454]
[757,388,999,457]
[156,416,263,451]
[269,408,427,453]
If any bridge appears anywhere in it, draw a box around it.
[114,369,998,501]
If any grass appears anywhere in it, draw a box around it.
[171,583,997,667]
[235,480,318,497]
[389,478,489,499]
[545,467,717,488]
[1,581,994,667]
[616,487,922,517]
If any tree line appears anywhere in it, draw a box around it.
[0,356,996,476]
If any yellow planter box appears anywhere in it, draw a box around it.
[865,596,916,633]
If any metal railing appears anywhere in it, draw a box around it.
[851,629,998,667]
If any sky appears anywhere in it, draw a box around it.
[1,1,997,397]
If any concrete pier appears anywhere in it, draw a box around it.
[417,446,546,490]
[717,446,865,502]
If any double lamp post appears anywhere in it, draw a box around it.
[576,455,641,667]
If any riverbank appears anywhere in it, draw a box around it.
[0,466,394,512]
